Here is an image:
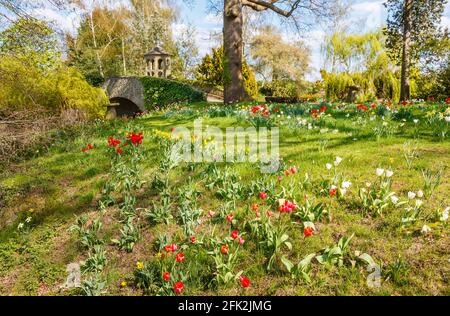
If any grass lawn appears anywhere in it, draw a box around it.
[0,101,449,296]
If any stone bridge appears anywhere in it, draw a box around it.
[103,77,224,118]
[103,77,146,118]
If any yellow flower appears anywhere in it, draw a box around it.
[156,252,162,258]
[28,208,35,213]
[136,261,144,270]
[389,158,395,164]
[121,281,127,287]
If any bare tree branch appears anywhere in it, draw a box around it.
[243,0,301,17]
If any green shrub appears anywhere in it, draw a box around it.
[0,56,108,118]
[195,46,258,98]
[140,77,205,109]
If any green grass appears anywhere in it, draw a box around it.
[0,101,449,296]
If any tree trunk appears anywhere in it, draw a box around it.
[223,0,250,104]
[121,34,127,75]
[89,11,105,79]
[400,0,412,101]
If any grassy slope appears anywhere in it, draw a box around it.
[0,102,449,296]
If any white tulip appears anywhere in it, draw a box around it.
[340,188,347,196]
[386,170,394,178]
[390,195,399,204]
[421,225,431,234]
[376,168,385,177]
[326,163,332,170]
[417,190,424,198]
[415,200,423,207]
[365,182,372,188]
[445,116,450,123]
[334,156,343,166]
[440,207,449,222]
[413,119,419,124]
[342,181,352,189]
[408,191,416,199]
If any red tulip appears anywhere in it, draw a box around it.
[279,200,297,213]
[239,237,245,245]
[116,148,123,154]
[251,203,259,211]
[190,236,196,243]
[329,187,337,197]
[267,210,273,217]
[304,227,314,238]
[176,252,185,263]
[259,192,267,200]
[163,272,170,281]
[171,243,178,252]
[174,281,184,294]
[108,136,121,147]
[231,230,239,239]
[221,245,229,254]
[226,214,234,222]
[240,275,250,288]
[164,245,172,253]
[126,132,144,145]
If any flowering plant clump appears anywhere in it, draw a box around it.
[358,168,404,217]
[248,104,275,128]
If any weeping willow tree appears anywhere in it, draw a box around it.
[321,29,407,103]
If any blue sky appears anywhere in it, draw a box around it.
[30,0,450,80]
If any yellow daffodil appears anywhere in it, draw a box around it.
[136,261,144,270]
[121,281,127,287]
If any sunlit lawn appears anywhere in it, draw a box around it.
[0,101,449,296]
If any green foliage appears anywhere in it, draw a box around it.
[195,47,258,98]
[111,219,141,253]
[321,30,401,102]
[260,79,304,98]
[140,76,205,109]
[70,216,103,250]
[0,56,107,118]
[53,67,108,118]
[0,18,60,71]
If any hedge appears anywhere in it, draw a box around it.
[140,77,205,109]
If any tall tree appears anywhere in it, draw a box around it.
[67,5,129,85]
[175,23,200,79]
[384,0,447,101]
[250,25,310,81]
[219,0,339,103]
[0,18,61,71]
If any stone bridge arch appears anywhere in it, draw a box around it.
[103,77,146,117]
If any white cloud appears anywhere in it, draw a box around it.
[442,16,450,29]
[32,7,81,35]
[351,1,383,13]
[204,13,222,25]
